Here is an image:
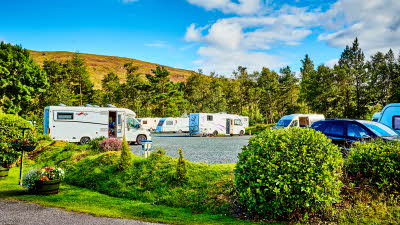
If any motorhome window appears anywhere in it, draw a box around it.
[117,115,122,125]
[234,119,242,126]
[276,119,291,127]
[290,120,299,127]
[166,121,173,126]
[393,116,400,130]
[57,113,73,120]
[127,118,139,128]
[143,120,148,125]
[207,115,213,121]
[158,120,164,126]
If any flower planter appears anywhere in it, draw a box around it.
[32,180,61,195]
[0,167,9,179]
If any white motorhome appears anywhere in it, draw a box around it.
[43,105,151,144]
[371,112,382,122]
[189,113,249,136]
[138,118,161,131]
[155,117,189,133]
[274,114,325,128]
[378,104,400,131]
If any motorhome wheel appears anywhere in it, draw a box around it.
[239,130,244,136]
[213,131,218,136]
[80,137,91,145]
[136,135,147,145]
[177,129,183,133]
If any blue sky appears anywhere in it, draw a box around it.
[1,0,399,76]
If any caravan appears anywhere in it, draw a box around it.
[189,113,249,136]
[138,118,161,131]
[155,117,189,133]
[377,103,400,131]
[43,105,151,144]
[274,114,325,128]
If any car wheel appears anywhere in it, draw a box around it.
[136,134,147,145]
[80,137,90,145]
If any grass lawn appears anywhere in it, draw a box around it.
[0,168,273,225]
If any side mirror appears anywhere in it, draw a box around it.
[361,134,371,140]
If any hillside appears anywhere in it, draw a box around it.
[29,50,195,89]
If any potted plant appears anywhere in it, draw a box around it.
[0,142,20,179]
[10,137,38,152]
[22,167,65,194]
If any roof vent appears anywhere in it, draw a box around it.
[58,104,66,106]
[85,104,93,107]
[107,104,116,108]
[92,105,100,107]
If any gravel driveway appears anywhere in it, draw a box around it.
[0,199,165,225]
[131,133,251,164]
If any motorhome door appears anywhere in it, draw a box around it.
[116,112,125,138]
[226,119,231,134]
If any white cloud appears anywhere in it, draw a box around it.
[324,58,339,68]
[185,0,400,75]
[187,0,264,15]
[194,46,287,75]
[319,0,400,55]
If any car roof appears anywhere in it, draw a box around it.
[317,119,372,123]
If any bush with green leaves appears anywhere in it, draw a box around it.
[235,128,343,220]
[0,114,33,167]
[346,140,400,192]
[118,136,132,170]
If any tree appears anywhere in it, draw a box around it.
[0,42,48,114]
[101,72,121,105]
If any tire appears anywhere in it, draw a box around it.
[80,137,90,145]
[213,130,218,137]
[136,134,147,145]
[239,130,244,136]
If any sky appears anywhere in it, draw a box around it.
[1,0,400,76]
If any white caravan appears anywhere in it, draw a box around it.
[138,118,161,131]
[274,114,325,128]
[371,112,382,122]
[43,105,151,144]
[155,117,189,133]
[189,113,249,136]
[378,104,400,131]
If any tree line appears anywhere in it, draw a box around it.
[1,38,400,125]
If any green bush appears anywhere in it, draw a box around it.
[245,124,274,135]
[87,136,106,152]
[346,140,400,192]
[176,148,187,181]
[118,136,132,170]
[235,128,343,220]
[0,114,33,166]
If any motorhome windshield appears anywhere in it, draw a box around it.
[276,119,292,127]
[158,120,164,126]
[361,121,398,137]
[127,118,140,128]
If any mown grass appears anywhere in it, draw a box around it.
[35,143,236,214]
[0,168,272,225]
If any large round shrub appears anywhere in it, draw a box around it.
[0,114,34,166]
[346,140,400,192]
[234,128,343,219]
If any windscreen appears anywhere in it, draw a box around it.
[362,121,398,137]
[276,119,292,127]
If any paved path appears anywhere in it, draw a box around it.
[0,199,165,225]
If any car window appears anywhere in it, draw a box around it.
[290,120,299,127]
[362,121,398,137]
[324,122,345,136]
[311,121,327,132]
[347,123,368,138]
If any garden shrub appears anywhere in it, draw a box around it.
[235,128,343,220]
[176,148,187,181]
[0,114,33,166]
[99,138,122,152]
[88,136,106,152]
[118,136,132,170]
[346,140,400,192]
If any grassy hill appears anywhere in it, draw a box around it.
[29,50,196,89]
